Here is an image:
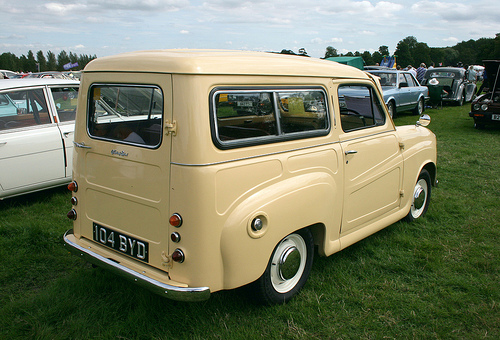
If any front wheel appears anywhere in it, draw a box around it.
[251,228,314,304]
[387,101,396,119]
[404,169,432,222]
[412,98,424,115]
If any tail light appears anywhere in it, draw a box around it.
[169,213,183,227]
[67,209,77,220]
[172,249,185,263]
[68,181,78,192]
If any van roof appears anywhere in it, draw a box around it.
[83,50,369,79]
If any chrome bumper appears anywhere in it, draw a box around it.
[63,229,211,302]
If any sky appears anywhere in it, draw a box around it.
[1,0,499,60]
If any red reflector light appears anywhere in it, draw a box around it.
[67,181,78,192]
[169,213,183,227]
[473,114,485,117]
[67,209,77,220]
[172,249,185,263]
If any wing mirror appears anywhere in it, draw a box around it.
[416,114,431,127]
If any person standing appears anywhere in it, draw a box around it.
[416,63,427,83]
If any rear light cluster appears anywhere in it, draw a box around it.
[67,181,78,220]
[170,213,185,263]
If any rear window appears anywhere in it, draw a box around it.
[88,84,163,147]
[212,88,329,149]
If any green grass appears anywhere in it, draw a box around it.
[1,105,499,339]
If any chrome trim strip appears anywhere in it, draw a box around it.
[63,229,211,302]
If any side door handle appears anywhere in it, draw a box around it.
[345,150,358,155]
[63,132,73,137]
[0,142,6,147]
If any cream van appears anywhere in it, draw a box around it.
[63,50,437,304]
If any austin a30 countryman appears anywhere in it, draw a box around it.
[63,50,437,304]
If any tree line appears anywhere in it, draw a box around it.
[0,50,96,73]
[1,33,498,73]
[312,33,499,68]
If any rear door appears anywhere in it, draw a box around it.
[72,74,172,270]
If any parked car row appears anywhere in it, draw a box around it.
[0,78,79,199]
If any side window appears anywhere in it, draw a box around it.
[212,88,329,148]
[277,91,328,133]
[404,74,417,87]
[51,87,79,122]
[338,85,385,132]
[88,84,163,147]
[398,73,407,87]
[0,88,51,131]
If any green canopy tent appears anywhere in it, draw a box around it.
[325,56,365,70]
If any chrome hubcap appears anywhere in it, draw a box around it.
[278,246,301,280]
[270,234,307,293]
[411,178,428,218]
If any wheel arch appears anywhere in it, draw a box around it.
[219,172,339,290]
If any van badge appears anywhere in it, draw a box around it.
[111,149,129,157]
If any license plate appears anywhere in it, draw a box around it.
[492,114,500,121]
[93,223,149,262]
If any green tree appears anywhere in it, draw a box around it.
[362,51,374,66]
[379,45,390,56]
[324,46,338,58]
[57,50,70,70]
[47,51,57,70]
[26,50,37,72]
[372,51,382,64]
[0,52,19,71]
[443,47,460,66]
[36,50,47,72]
[395,40,414,67]
[413,42,432,66]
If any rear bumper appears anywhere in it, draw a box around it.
[63,229,211,302]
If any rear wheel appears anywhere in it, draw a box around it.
[251,228,314,304]
[404,169,431,222]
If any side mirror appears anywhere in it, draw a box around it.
[416,114,431,127]
[399,82,408,88]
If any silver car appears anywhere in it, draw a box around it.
[368,70,428,118]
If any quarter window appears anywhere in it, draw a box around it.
[51,87,79,122]
[338,85,385,132]
[88,85,163,147]
[212,88,329,148]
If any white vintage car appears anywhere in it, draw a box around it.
[0,78,80,199]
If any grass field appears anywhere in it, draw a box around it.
[1,105,499,339]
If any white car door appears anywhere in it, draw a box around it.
[48,86,79,177]
[0,86,66,198]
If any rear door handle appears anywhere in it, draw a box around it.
[73,141,91,149]
[345,150,358,155]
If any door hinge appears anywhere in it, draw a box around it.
[165,120,177,136]
[399,142,405,150]
[400,190,405,197]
